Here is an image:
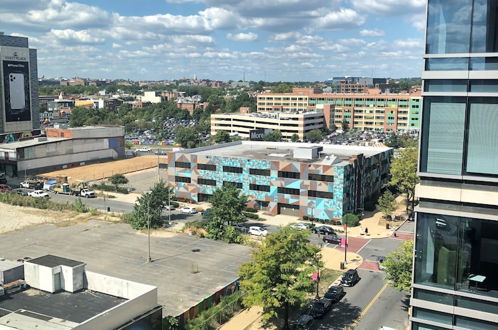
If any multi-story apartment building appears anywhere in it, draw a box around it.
[210,110,331,141]
[257,89,421,132]
[411,1,498,329]
[167,141,392,221]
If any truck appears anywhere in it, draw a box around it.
[53,183,79,196]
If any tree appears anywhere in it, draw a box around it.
[304,129,323,142]
[271,83,293,93]
[128,181,172,230]
[206,185,248,242]
[341,119,349,131]
[383,240,414,291]
[389,148,419,213]
[214,130,232,144]
[291,133,299,142]
[263,130,282,142]
[125,141,134,150]
[342,213,360,227]
[376,190,397,220]
[175,126,200,148]
[239,227,321,330]
[109,173,129,190]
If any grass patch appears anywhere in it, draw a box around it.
[318,269,343,295]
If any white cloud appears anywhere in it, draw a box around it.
[351,0,425,16]
[49,29,105,44]
[227,32,258,41]
[393,39,423,48]
[360,29,384,37]
[314,8,365,30]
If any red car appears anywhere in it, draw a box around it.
[0,184,12,192]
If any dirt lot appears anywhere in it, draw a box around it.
[40,156,168,184]
[0,203,121,234]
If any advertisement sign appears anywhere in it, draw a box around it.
[250,128,271,141]
[3,60,31,122]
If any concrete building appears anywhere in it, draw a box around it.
[0,255,161,329]
[0,126,125,177]
[168,141,392,221]
[0,32,39,135]
[411,1,498,329]
[141,91,164,104]
[210,110,331,141]
[257,88,422,132]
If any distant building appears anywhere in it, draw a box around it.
[141,91,164,104]
[0,126,125,177]
[0,255,161,329]
[168,141,392,221]
[0,32,40,135]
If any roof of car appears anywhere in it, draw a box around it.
[345,269,357,274]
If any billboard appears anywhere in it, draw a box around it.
[250,128,271,141]
[3,60,31,122]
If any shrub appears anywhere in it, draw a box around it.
[92,183,129,194]
[0,192,90,213]
[71,198,89,213]
[342,213,361,227]
[243,212,259,219]
[244,207,258,213]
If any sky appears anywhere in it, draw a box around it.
[0,0,427,81]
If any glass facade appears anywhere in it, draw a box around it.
[415,213,498,298]
[424,80,468,92]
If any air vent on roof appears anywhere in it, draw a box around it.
[37,137,47,142]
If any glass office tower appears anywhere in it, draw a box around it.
[412,0,498,329]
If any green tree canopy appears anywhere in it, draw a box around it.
[384,240,414,291]
[271,83,293,93]
[128,181,172,230]
[291,133,299,142]
[263,130,282,142]
[214,130,232,144]
[304,129,324,142]
[388,148,419,212]
[109,173,129,188]
[376,190,397,220]
[206,185,247,242]
[239,227,321,329]
[341,119,349,131]
[175,126,200,148]
[342,213,360,227]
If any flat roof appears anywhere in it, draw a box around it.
[28,255,84,268]
[187,141,390,165]
[0,221,251,316]
[0,137,65,150]
[0,288,126,323]
[0,259,22,272]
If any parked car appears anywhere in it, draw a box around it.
[136,147,152,152]
[308,298,332,319]
[290,223,308,231]
[234,225,248,233]
[80,189,96,198]
[180,206,197,214]
[14,188,28,196]
[324,285,345,303]
[0,184,12,192]
[312,225,335,235]
[20,180,43,189]
[165,205,176,211]
[322,234,341,244]
[248,226,268,237]
[28,190,49,198]
[377,256,387,270]
[341,269,360,287]
[292,314,313,329]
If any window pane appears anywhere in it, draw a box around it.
[426,0,473,54]
[470,80,498,92]
[421,97,466,175]
[455,316,498,330]
[456,296,498,314]
[415,213,459,289]
[412,307,453,325]
[426,58,469,71]
[413,289,454,305]
[424,80,468,92]
[471,0,498,53]
[470,57,498,70]
[466,99,498,175]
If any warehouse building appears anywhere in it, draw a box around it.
[0,126,125,177]
[168,141,392,221]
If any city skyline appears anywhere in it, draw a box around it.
[1,0,426,81]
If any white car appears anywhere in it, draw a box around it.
[180,206,197,214]
[28,190,49,198]
[136,147,151,152]
[248,226,268,237]
[80,189,96,198]
[290,223,308,231]
[165,205,176,211]
[19,182,30,189]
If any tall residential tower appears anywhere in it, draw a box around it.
[412,1,498,329]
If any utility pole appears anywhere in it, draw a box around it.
[147,198,152,263]
[344,223,348,264]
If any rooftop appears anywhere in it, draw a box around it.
[0,288,126,325]
[28,255,84,268]
[186,141,390,166]
[0,137,65,150]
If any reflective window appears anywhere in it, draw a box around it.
[412,323,444,330]
[470,80,498,92]
[412,307,453,325]
[415,213,459,289]
[424,80,468,92]
[413,289,453,305]
[470,57,498,70]
[455,316,498,330]
[466,98,498,175]
[426,0,473,54]
[420,97,466,175]
[471,0,498,53]
[426,58,469,71]
[456,296,498,314]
